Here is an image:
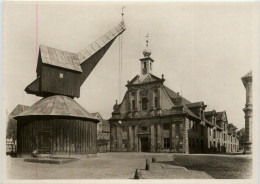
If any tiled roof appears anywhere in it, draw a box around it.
[186,101,205,108]
[39,45,82,72]
[164,86,191,104]
[183,103,200,120]
[204,110,217,116]
[9,104,30,117]
[14,95,99,122]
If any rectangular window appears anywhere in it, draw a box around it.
[132,100,135,110]
[163,138,170,148]
[59,73,63,78]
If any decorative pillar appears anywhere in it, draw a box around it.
[182,118,189,154]
[117,125,122,152]
[110,124,116,152]
[170,123,176,152]
[241,71,252,154]
[157,124,162,151]
[134,126,139,151]
[128,126,133,151]
[150,124,155,152]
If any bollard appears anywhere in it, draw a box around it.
[145,159,150,170]
[134,168,141,179]
[152,157,156,163]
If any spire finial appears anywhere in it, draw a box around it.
[145,33,149,47]
[143,33,151,57]
[121,6,125,20]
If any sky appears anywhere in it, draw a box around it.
[2,2,259,130]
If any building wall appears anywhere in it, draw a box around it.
[17,116,97,156]
[41,65,81,97]
[110,116,190,153]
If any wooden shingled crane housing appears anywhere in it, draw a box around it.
[14,21,126,156]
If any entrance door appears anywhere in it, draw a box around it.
[201,140,204,153]
[38,131,51,154]
[141,137,149,152]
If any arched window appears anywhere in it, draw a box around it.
[141,98,148,110]
[132,100,135,110]
[154,97,158,108]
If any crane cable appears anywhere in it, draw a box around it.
[119,34,123,101]
[119,7,125,102]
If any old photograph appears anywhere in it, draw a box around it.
[2,1,259,183]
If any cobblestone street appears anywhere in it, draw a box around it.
[6,152,252,179]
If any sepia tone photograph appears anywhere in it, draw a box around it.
[1,1,259,183]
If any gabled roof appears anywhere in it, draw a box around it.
[216,111,228,122]
[91,112,103,120]
[126,73,164,86]
[205,110,217,116]
[182,103,200,120]
[14,95,99,122]
[39,45,82,72]
[164,86,191,104]
[9,104,30,117]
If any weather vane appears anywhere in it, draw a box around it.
[121,6,125,20]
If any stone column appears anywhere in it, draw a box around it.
[134,126,139,152]
[182,118,189,154]
[242,71,252,154]
[110,125,117,152]
[117,125,122,152]
[136,89,140,111]
[128,126,133,151]
[150,124,155,152]
[128,91,132,111]
[170,123,175,152]
[157,124,162,151]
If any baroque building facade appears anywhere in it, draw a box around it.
[109,43,239,154]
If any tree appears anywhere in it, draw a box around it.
[237,128,246,150]
[6,117,17,143]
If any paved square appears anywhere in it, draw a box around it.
[6,153,252,179]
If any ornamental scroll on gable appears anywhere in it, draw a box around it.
[172,94,183,105]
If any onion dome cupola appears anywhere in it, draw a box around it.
[140,33,154,75]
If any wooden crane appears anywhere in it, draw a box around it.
[25,21,126,98]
